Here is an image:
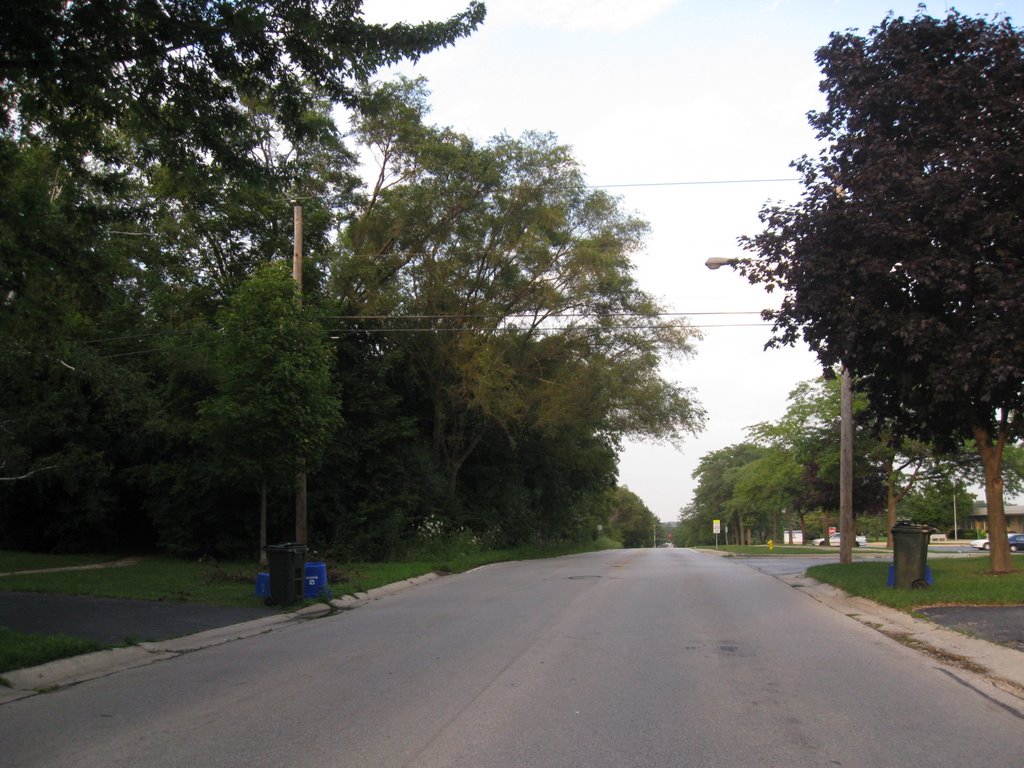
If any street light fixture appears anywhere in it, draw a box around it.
[704,256,855,563]
[704,256,736,270]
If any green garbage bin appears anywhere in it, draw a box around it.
[264,542,307,606]
[891,522,930,589]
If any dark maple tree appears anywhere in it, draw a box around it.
[741,10,1024,572]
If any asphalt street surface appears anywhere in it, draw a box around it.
[1,550,1022,650]
[1,549,1022,768]
[0,591,279,644]
[917,605,1024,651]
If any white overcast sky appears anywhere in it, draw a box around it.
[361,0,1019,521]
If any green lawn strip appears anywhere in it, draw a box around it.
[0,627,108,676]
[0,540,625,607]
[0,558,268,608]
[0,550,122,574]
[807,557,1024,610]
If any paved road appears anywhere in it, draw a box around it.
[917,605,1024,651]
[0,592,278,644]
[1,549,1022,768]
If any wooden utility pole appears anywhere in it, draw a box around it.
[839,366,854,564]
[292,201,307,545]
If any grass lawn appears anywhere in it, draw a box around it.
[0,557,276,608]
[0,539,623,607]
[0,550,122,573]
[807,556,1024,610]
[0,628,108,674]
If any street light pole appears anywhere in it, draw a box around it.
[292,201,307,546]
[705,256,854,561]
[838,366,854,564]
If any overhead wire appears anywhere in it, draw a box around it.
[590,178,799,189]
[78,175,785,357]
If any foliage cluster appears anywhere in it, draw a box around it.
[677,378,1017,547]
[0,3,702,559]
[739,9,1024,571]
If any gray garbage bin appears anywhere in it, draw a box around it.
[891,522,930,589]
[264,542,307,606]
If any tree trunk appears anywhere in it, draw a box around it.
[974,424,1013,573]
[295,465,307,545]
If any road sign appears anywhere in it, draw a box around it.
[713,519,721,534]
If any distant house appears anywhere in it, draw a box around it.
[969,505,1024,534]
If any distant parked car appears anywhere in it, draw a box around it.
[812,533,867,547]
[971,534,1024,551]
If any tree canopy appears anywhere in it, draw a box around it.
[0,5,711,559]
[0,2,488,555]
[678,377,992,547]
[197,261,341,558]
[341,77,705,507]
[740,9,1024,571]
[0,0,485,172]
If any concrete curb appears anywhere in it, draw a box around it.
[2,646,176,698]
[0,571,443,704]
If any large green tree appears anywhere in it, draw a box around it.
[342,79,704,507]
[0,0,485,173]
[0,3,486,555]
[741,10,1024,572]
[749,378,887,538]
[196,262,341,560]
[682,443,766,546]
[608,486,657,548]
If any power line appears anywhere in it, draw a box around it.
[324,321,770,335]
[591,178,800,189]
[320,311,763,322]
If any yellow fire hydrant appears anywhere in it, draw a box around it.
[767,539,774,552]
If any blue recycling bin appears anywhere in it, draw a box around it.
[887,564,931,587]
[255,572,270,597]
[303,561,329,598]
